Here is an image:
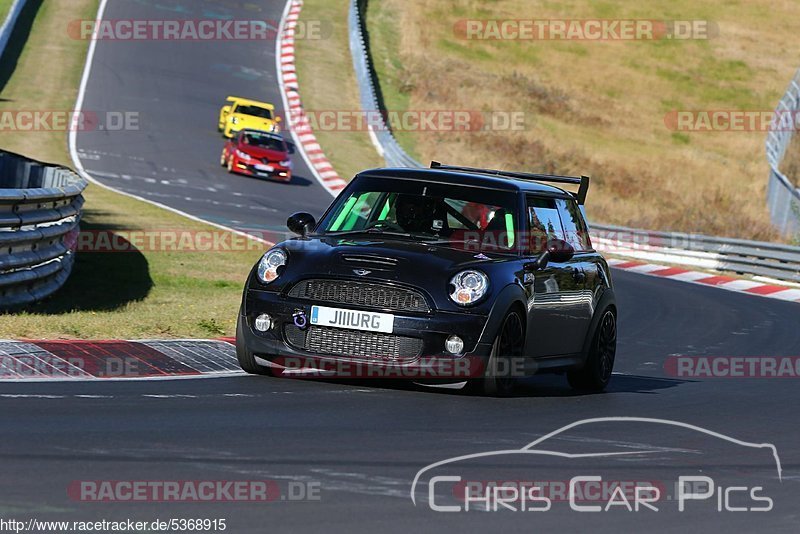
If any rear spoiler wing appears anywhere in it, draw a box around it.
[430,161,590,205]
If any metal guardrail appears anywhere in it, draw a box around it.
[765,69,800,237]
[348,0,420,168]
[591,224,800,283]
[347,0,800,284]
[0,151,87,309]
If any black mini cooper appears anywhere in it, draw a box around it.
[236,162,617,396]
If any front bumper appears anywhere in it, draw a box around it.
[230,157,292,181]
[240,288,493,381]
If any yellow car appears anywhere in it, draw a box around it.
[218,96,281,138]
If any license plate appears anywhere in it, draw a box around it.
[310,305,394,333]
[255,164,274,172]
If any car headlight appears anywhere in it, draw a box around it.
[279,159,292,168]
[257,248,287,283]
[449,270,489,306]
[235,150,252,160]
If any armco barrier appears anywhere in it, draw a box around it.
[0,151,87,308]
[348,0,420,168]
[765,69,800,237]
[348,0,800,284]
[591,224,800,284]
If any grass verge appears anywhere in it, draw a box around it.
[0,0,265,339]
[294,0,383,180]
[362,0,800,241]
[0,0,12,23]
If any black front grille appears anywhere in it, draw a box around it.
[284,325,422,361]
[288,279,430,313]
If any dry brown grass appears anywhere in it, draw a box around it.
[365,0,800,240]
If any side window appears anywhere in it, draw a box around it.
[556,199,592,251]
[527,197,565,254]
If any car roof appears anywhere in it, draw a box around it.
[226,96,275,109]
[356,167,573,197]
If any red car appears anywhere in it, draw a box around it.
[221,129,293,181]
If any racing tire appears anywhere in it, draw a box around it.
[567,308,616,392]
[469,310,524,397]
[235,312,270,375]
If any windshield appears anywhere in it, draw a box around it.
[318,177,519,252]
[241,132,286,151]
[235,105,273,119]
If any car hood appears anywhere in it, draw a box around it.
[238,145,287,161]
[262,235,512,311]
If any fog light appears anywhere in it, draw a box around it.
[445,335,464,354]
[254,313,273,332]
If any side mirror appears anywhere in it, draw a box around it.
[285,141,296,154]
[526,238,575,271]
[547,238,575,263]
[275,116,282,123]
[287,212,316,237]
[221,106,231,116]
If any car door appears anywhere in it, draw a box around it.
[523,196,587,358]
[554,198,595,347]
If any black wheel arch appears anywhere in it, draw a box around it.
[577,287,617,368]
[477,283,528,347]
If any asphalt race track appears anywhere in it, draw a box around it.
[3,0,800,531]
[73,0,333,235]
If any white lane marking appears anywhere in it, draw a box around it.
[86,170,120,179]
[0,371,245,383]
[143,394,198,398]
[0,394,65,399]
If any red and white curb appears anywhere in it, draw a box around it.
[0,339,242,381]
[607,258,800,304]
[277,0,347,196]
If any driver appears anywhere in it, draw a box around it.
[394,194,438,233]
